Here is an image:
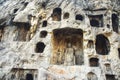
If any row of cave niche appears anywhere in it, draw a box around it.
[0,7,119,42]
[35,28,117,66]
[8,68,116,80]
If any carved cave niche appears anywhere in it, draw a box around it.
[75,14,84,21]
[88,15,103,27]
[40,30,48,38]
[50,27,84,65]
[87,40,94,48]
[87,72,98,80]
[52,8,62,21]
[105,74,116,80]
[63,12,70,19]
[26,73,34,80]
[95,34,110,55]
[14,22,31,41]
[35,42,46,53]
[89,57,99,67]
[112,14,119,33]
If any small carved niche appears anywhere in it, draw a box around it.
[63,12,69,19]
[87,40,94,48]
[88,15,103,27]
[89,58,99,67]
[40,30,48,38]
[104,63,112,73]
[95,34,110,55]
[75,14,84,21]
[52,8,62,21]
[35,42,46,53]
[87,72,98,80]
[112,14,119,33]
[42,20,47,27]
[105,74,116,80]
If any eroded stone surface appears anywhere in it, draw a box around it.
[0,0,120,80]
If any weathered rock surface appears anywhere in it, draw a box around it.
[0,0,120,80]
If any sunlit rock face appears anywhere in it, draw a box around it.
[0,0,120,80]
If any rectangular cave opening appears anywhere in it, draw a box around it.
[50,27,84,65]
[88,15,103,27]
[105,74,116,80]
[14,22,31,41]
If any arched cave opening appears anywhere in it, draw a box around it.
[95,34,110,55]
[52,8,62,21]
[35,42,46,53]
[14,22,31,41]
[87,40,94,48]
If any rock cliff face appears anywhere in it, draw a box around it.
[0,0,120,80]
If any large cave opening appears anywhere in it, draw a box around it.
[50,27,83,65]
[95,34,110,55]
[14,22,31,41]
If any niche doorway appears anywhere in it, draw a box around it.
[50,27,84,65]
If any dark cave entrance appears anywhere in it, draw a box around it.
[95,34,110,55]
[63,12,69,19]
[89,58,99,67]
[112,14,119,33]
[40,30,48,38]
[87,40,94,48]
[87,72,98,80]
[105,74,116,80]
[26,73,33,80]
[14,22,31,41]
[51,27,83,65]
[52,8,62,21]
[42,20,47,27]
[35,42,46,53]
[89,15,103,27]
[75,14,84,21]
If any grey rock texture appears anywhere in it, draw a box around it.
[0,0,120,80]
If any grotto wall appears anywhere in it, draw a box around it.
[0,0,120,80]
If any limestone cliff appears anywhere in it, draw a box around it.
[0,0,120,80]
